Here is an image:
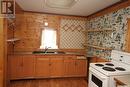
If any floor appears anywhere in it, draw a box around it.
[9,78,88,87]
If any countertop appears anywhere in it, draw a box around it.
[114,75,130,87]
[8,51,86,56]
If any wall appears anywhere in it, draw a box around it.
[60,18,86,49]
[86,6,130,59]
[14,12,87,52]
[14,12,60,52]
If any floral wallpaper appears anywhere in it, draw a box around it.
[86,6,130,59]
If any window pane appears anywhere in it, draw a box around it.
[40,28,58,49]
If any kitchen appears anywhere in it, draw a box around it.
[0,0,130,87]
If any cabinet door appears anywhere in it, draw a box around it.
[36,56,50,78]
[50,56,64,77]
[96,57,109,62]
[64,56,76,77]
[75,59,87,76]
[8,55,23,79]
[22,55,35,78]
[89,57,97,63]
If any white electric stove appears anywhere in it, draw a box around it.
[89,50,130,87]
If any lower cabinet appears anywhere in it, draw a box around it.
[75,59,87,76]
[50,56,64,77]
[64,55,87,77]
[22,55,35,78]
[64,56,76,76]
[35,55,50,78]
[8,55,35,79]
[8,55,23,79]
[89,56,109,63]
[8,54,87,80]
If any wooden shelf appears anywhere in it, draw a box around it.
[87,28,115,32]
[7,38,20,42]
[87,45,112,50]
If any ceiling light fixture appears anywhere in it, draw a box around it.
[45,0,78,9]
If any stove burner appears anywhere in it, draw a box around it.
[95,64,104,67]
[102,67,116,72]
[115,67,126,71]
[105,63,114,66]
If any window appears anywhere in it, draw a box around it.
[40,28,58,49]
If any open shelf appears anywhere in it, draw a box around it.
[87,44,112,50]
[87,28,115,32]
[7,38,20,42]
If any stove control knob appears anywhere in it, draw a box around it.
[119,59,122,61]
[120,56,123,58]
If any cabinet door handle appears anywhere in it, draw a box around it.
[49,63,51,66]
[75,62,78,65]
[20,63,23,67]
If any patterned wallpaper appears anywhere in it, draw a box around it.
[86,6,130,59]
[60,19,87,49]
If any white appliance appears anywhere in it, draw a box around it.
[89,50,130,87]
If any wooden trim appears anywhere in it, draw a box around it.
[87,0,130,20]
[0,18,4,87]
[3,18,7,87]
[114,78,126,86]
[87,45,112,50]
[87,28,114,32]
[124,18,130,52]
[23,11,87,18]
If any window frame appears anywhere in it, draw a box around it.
[40,27,59,49]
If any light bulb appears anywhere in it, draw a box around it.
[44,22,48,26]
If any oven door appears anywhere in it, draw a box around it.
[89,67,109,87]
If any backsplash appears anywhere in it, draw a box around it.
[86,6,130,59]
[60,19,86,49]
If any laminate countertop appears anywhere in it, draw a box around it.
[8,51,86,56]
[114,75,130,87]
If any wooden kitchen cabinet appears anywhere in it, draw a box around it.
[89,56,109,63]
[8,55,23,79]
[8,54,87,80]
[8,55,35,79]
[75,59,87,76]
[64,56,76,77]
[36,55,64,78]
[22,55,35,78]
[89,57,97,63]
[50,56,64,77]
[96,57,109,62]
[64,55,87,77]
[35,55,50,78]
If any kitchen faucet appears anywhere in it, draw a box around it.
[44,47,51,53]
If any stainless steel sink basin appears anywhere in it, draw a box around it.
[32,51,65,54]
[32,51,55,54]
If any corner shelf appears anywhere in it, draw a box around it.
[87,28,115,32]
[87,45,112,50]
[7,38,20,42]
